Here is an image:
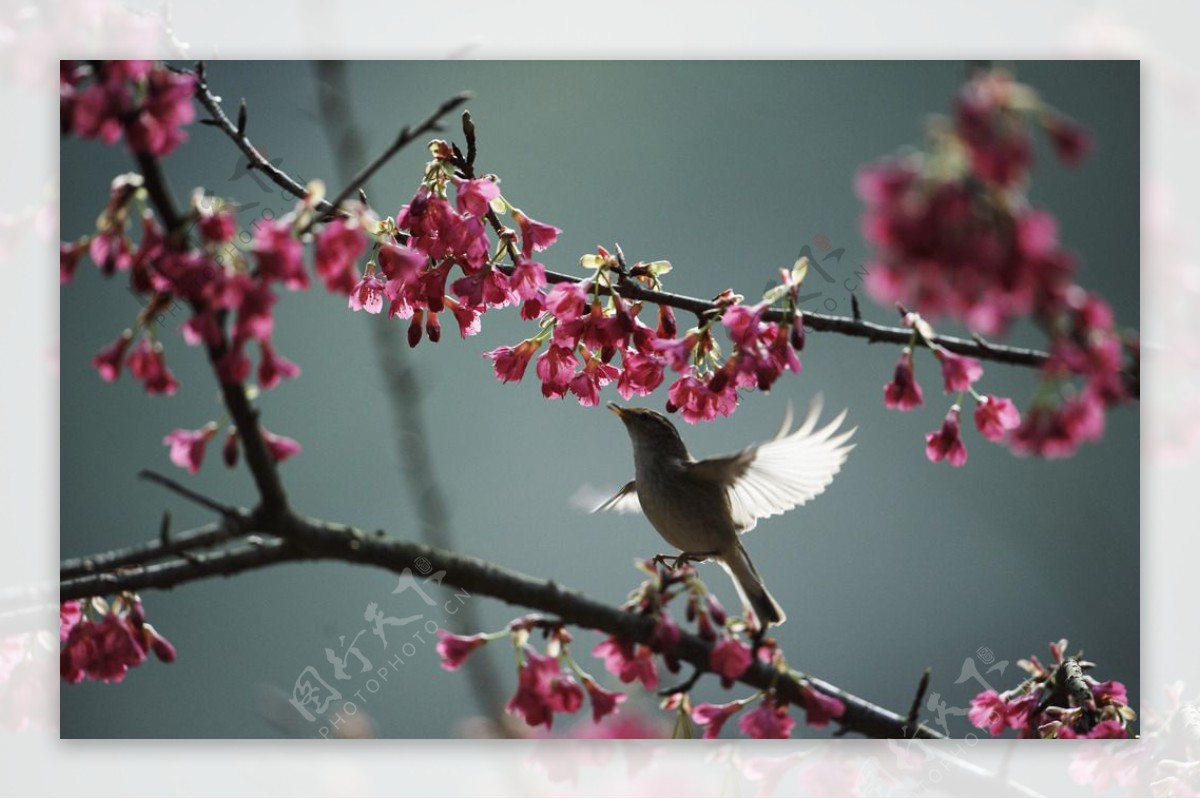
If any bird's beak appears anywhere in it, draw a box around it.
[606,402,627,418]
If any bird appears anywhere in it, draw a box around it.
[598,397,855,627]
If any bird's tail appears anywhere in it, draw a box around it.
[720,541,787,627]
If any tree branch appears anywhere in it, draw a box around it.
[186,70,1071,375]
[190,62,333,213]
[60,507,944,739]
[126,120,290,517]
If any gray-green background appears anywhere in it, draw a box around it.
[60,61,1139,738]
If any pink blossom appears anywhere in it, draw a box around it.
[252,219,308,290]
[722,303,767,347]
[125,67,195,157]
[445,214,490,271]
[536,344,579,398]
[582,678,626,723]
[434,631,488,671]
[568,356,619,407]
[511,209,561,258]
[257,341,300,390]
[484,339,540,383]
[649,611,682,654]
[141,624,176,664]
[544,282,590,323]
[505,650,581,730]
[451,267,515,309]
[709,638,752,688]
[936,350,983,393]
[509,259,547,301]
[655,305,678,341]
[666,374,719,424]
[222,428,239,468]
[1057,719,1129,739]
[800,684,845,728]
[884,350,923,410]
[1044,117,1092,167]
[348,272,385,314]
[954,74,1033,187]
[71,77,130,145]
[91,331,133,382]
[592,636,658,690]
[446,298,482,338]
[198,208,236,244]
[738,698,795,739]
[974,395,1021,441]
[967,690,1008,736]
[88,226,132,274]
[217,346,252,384]
[127,338,179,395]
[453,177,501,217]
[162,422,218,474]
[181,311,222,348]
[616,351,665,400]
[691,700,745,739]
[1089,679,1128,707]
[60,241,85,284]
[60,602,83,643]
[925,405,968,466]
[222,275,276,343]
[314,218,367,294]
[519,297,544,321]
[61,614,147,684]
[654,333,700,373]
[260,427,301,462]
[377,242,426,285]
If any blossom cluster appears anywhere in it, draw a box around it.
[60,596,176,684]
[967,638,1136,739]
[861,68,1135,459]
[436,618,625,732]
[61,60,196,157]
[435,561,844,739]
[882,312,1021,467]
[484,257,809,424]
[66,171,308,473]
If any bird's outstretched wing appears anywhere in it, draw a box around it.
[687,396,855,533]
[591,480,643,514]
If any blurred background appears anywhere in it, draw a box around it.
[59,60,1139,738]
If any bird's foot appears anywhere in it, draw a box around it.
[653,551,718,571]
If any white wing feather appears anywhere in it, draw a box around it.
[714,396,856,533]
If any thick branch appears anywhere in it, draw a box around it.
[59,519,244,581]
[61,509,942,740]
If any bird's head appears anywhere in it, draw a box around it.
[607,402,690,460]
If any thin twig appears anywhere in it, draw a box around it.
[905,667,932,737]
[190,63,332,212]
[306,91,471,233]
[139,469,238,517]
